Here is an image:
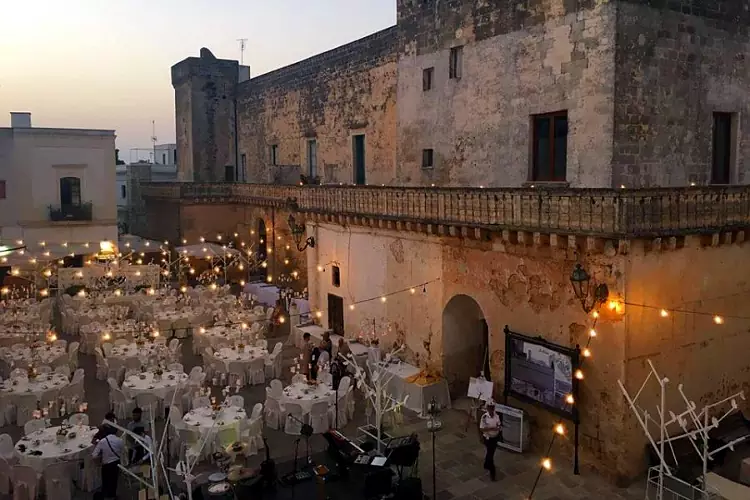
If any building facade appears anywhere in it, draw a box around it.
[0,112,118,247]
[139,0,750,484]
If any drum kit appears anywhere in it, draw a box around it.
[204,438,275,498]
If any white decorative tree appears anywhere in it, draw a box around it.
[618,359,748,499]
[341,344,409,452]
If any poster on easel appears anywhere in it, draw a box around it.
[495,403,526,453]
[467,377,494,401]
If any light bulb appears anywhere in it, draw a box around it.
[180,286,187,293]
[114,289,122,296]
[284,259,290,265]
[582,348,591,358]
[199,327,206,334]
[566,394,575,405]
[713,315,724,325]
[317,265,324,272]
[410,288,416,294]
[660,309,669,318]
[589,329,597,338]
[608,300,618,311]
[554,423,565,435]
[279,316,286,324]
[315,311,323,318]
[40,289,49,297]
[267,276,273,282]
[575,369,584,380]
[542,458,552,470]
[380,296,387,303]
[349,304,355,310]
[240,280,245,286]
[261,262,268,268]
[286,245,291,250]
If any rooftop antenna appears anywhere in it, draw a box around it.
[150,120,157,164]
[237,38,248,65]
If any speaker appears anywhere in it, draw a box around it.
[395,477,422,499]
[387,435,420,467]
[364,468,393,496]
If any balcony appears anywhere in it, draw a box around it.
[140,183,750,238]
[49,202,93,222]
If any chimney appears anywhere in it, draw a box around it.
[10,112,32,128]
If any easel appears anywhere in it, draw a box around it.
[465,347,492,432]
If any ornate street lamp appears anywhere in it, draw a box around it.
[570,263,609,313]
[287,213,315,252]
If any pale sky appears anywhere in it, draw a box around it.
[0,0,396,161]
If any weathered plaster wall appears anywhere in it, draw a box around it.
[613,1,750,187]
[237,28,399,186]
[396,1,616,187]
[308,222,629,477]
[619,236,750,479]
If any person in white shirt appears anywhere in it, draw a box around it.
[92,426,124,499]
[479,400,502,481]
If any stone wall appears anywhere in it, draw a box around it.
[172,48,239,183]
[307,220,750,483]
[612,1,750,187]
[237,28,399,186]
[397,1,616,187]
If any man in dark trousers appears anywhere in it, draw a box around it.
[479,400,502,481]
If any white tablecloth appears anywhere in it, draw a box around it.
[15,425,97,472]
[378,361,452,416]
[214,346,267,369]
[281,382,336,414]
[0,372,70,398]
[244,283,279,306]
[109,342,167,361]
[183,405,247,432]
[122,371,188,399]
[289,325,342,356]
[3,345,67,366]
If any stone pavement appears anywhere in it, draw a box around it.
[1,329,649,499]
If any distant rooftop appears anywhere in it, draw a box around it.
[2,112,115,136]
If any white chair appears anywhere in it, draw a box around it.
[243,403,264,455]
[54,365,71,378]
[68,413,89,427]
[15,395,39,427]
[24,419,47,436]
[44,463,73,500]
[255,339,268,350]
[292,373,306,385]
[284,402,305,435]
[114,339,129,347]
[248,357,265,386]
[189,366,203,378]
[11,465,38,500]
[228,395,245,408]
[309,400,330,434]
[192,396,210,409]
[101,343,113,357]
[72,368,85,384]
[227,361,246,388]
[110,388,133,421]
[36,365,52,374]
[168,338,182,360]
[53,339,68,350]
[136,393,161,422]
[0,456,12,495]
[0,433,14,460]
[94,349,109,380]
[168,363,184,373]
[269,379,283,398]
[68,342,80,370]
[264,391,282,430]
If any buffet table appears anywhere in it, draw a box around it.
[377,361,452,417]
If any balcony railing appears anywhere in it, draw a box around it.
[49,202,93,222]
[140,183,750,238]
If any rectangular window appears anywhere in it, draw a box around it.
[712,112,733,184]
[332,265,341,287]
[270,145,278,166]
[121,185,126,199]
[60,177,82,206]
[449,46,463,79]
[162,153,166,164]
[423,67,434,91]
[532,111,568,182]
[240,154,247,176]
[225,165,235,182]
[0,180,5,199]
[307,139,317,178]
[173,150,177,164]
[422,149,434,169]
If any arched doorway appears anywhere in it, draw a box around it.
[257,219,267,279]
[442,294,489,399]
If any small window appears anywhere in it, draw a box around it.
[532,111,568,182]
[162,153,166,164]
[60,177,82,206]
[307,140,317,177]
[270,145,278,166]
[422,149,434,169]
[225,165,235,182]
[422,67,434,91]
[120,185,126,199]
[449,46,463,79]
[712,112,734,185]
[173,149,177,164]
[332,265,341,287]
[241,154,247,176]
[0,180,5,199]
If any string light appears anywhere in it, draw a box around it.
[541,458,552,470]
[349,304,355,310]
[582,348,591,358]
[714,315,724,325]
[574,369,584,380]
[315,311,323,318]
[588,328,597,338]
[554,423,565,436]
[660,309,669,318]
[565,394,574,405]
[409,288,416,294]
[317,265,324,272]
[380,296,387,303]
[608,300,618,310]
[279,316,286,324]
[266,275,273,283]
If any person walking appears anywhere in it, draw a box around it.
[479,400,502,481]
[92,424,124,499]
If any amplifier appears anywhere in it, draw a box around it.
[386,434,420,467]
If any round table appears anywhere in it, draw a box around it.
[122,370,188,399]
[5,345,67,366]
[214,346,266,363]
[184,405,247,430]
[15,424,97,472]
[0,372,70,396]
[109,342,167,361]
[281,382,336,414]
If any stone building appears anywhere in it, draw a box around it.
[140,0,750,484]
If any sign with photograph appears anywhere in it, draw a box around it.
[503,326,580,421]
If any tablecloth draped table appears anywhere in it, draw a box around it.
[1,345,67,367]
[109,342,168,363]
[15,424,98,473]
[122,370,189,399]
[244,283,280,306]
[377,361,452,417]
[183,405,248,455]
[280,381,337,414]
[213,346,267,371]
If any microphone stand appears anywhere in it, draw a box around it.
[288,414,314,465]
[291,437,301,500]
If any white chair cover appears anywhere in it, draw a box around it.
[309,400,329,434]
[284,402,305,435]
[264,392,282,430]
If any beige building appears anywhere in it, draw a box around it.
[139,0,750,485]
[0,112,118,248]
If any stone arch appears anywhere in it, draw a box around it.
[442,294,489,399]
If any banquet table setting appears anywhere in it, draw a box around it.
[15,424,98,472]
[122,369,189,399]
[183,404,248,430]
[109,342,168,361]
[1,344,67,366]
[0,372,70,396]
[281,381,337,413]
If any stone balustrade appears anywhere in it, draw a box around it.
[141,182,750,238]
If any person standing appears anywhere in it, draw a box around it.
[92,425,124,499]
[301,332,314,379]
[479,400,502,481]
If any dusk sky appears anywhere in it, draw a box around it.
[0,0,396,162]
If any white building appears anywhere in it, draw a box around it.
[0,112,118,249]
[116,144,178,233]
